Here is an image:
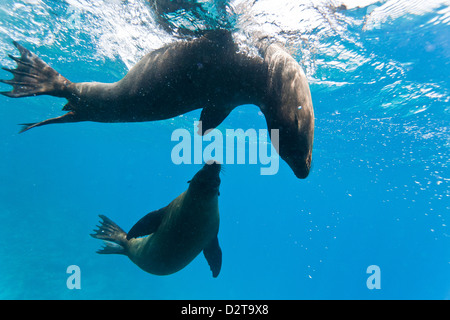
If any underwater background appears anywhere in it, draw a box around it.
[0,0,448,299]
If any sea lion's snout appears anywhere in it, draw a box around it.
[291,157,311,179]
[204,160,221,173]
[280,146,311,179]
[283,148,312,179]
[189,161,222,195]
[274,108,314,179]
[202,160,221,188]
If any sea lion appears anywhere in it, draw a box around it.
[0,30,313,178]
[90,161,222,277]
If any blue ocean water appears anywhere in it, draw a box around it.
[0,0,448,299]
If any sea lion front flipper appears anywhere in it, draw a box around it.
[203,235,222,278]
[126,207,166,240]
[198,105,233,135]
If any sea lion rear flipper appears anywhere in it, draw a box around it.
[90,215,127,255]
[203,235,222,278]
[1,41,71,98]
[18,111,78,133]
[198,105,233,135]
[126,207,166,240]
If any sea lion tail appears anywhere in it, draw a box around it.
[91,215,128,255]
[0,41,71,98]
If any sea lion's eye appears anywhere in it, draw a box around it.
[187,180,191,184]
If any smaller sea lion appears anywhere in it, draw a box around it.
[91,161,222,277]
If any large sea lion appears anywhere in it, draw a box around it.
[91,161,222,277]
[0,30,314,178]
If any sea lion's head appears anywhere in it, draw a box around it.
[266,105,314,179]
[281,109,313,179]
[188,160,222,196]
[258,41,315,179]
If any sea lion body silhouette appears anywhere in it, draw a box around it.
[0,30,313,178]
[91,162,222,277]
